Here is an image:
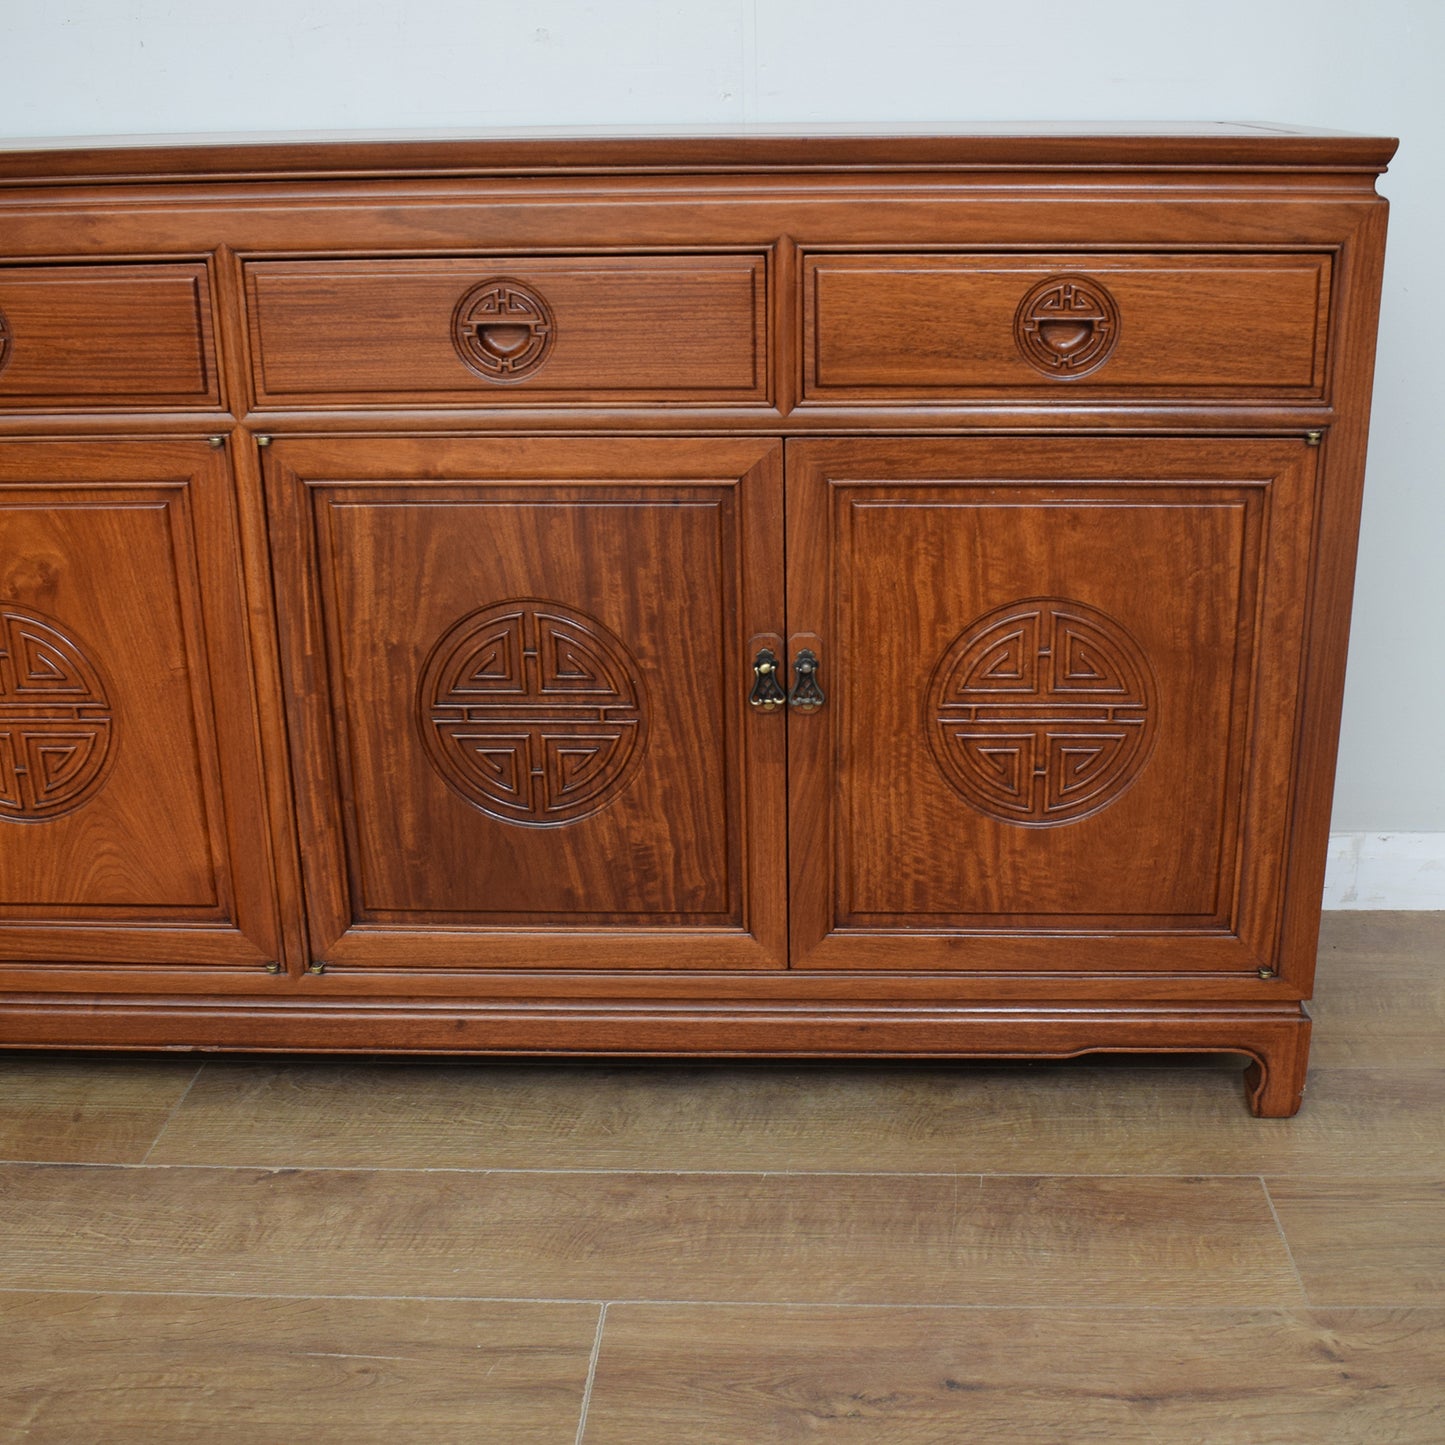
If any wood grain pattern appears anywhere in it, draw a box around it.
[785,436,1317,979]
[246,254,769,407]
[0,439,279,971]
[1311,912,1445,1067]
[0,1164,1301,1305]
[804,252,1331,399]
[0,125,1397,186]
[583,1304,1445,1444]
[0,1292,598,1444]
[1273,204,1392,984]
[0,1056,197,1163]
[0,1000,1315,1123]
[1,913,1439,1443]
[265,434,785,971]
[1267,1179,1445,1305]
[0,129,1395,1115]
[0,263,218,409]
[141,1059,1445,1177]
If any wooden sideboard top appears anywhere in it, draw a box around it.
[0,123,1398,185]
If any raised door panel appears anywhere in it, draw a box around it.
[266,435,784,971]
[787,437,1318,977]
[0,439,279,972]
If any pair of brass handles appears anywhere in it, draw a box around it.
[750,648,824,713]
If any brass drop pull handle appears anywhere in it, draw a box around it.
[788,648,825,712]
[749,648,786,712]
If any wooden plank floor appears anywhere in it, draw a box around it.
[1,911,1442,1443]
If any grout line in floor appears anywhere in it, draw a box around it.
[573,1302,608,1445]
[1259,1174,1314,1305]
[137,1063,204,1166]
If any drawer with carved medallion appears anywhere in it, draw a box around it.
[0,262,219,409]
[802,252,1332,402]
[243,253,770,407]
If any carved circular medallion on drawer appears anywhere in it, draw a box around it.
[1013,275,1120,378]
[418,600,648,826]
[0,607,116,822]
[927,598,1157,827]
[451,279,556,383]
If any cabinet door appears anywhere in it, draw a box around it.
[0,439,280,973]
[787,437,1318,975]
[266,436,785,971]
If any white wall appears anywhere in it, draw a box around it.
[3,0,1442,841]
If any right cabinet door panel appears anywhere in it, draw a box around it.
[786,437,1319,975]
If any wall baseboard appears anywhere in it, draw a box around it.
[1322,833,1445,910]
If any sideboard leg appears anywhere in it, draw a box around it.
[1241,1020,1312,1118]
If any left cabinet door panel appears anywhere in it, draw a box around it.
[266,435,785,972]
[0,439,281,972]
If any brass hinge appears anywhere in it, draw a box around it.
[1305,430,1323,447]
[306,961,326,976]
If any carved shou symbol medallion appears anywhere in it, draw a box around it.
[927,598,1157,826]
[1013,275,1120,378]
[451,279,556,382]
[418,600,648,826]
[0,607,116,822]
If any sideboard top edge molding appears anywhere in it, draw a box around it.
[0,124,1399,186]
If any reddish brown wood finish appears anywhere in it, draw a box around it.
[785,437,1317,978]
[265,434,787,972]
[245,255,769,407]
[0,264,218,409]
[0,123,1397,184]
[804,253,1331,400]
[0,127,1397,1116]
[0,438,280,967]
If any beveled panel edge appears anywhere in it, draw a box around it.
[800,251,1334,403]
[241,250,772,410]
[0,260,222,411]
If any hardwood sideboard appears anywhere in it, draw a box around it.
[0,125,1395,1114]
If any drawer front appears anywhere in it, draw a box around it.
[803,253,1331,400]
[246,254,769,406]
[0,263,218,409]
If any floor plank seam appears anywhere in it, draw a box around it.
[0,1161,1307,1179]
[135,1063,204,1166]
[1258,1174,1313,1305]
[3,1287,1399,1311]
[573,1302,608,1445]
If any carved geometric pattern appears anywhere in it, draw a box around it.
[0,607,116,822]
[927,598,1157,826]
[1013,275,1121,378]
[451,279,556,383]
[0,305,9,378]
[417,599,648,826]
